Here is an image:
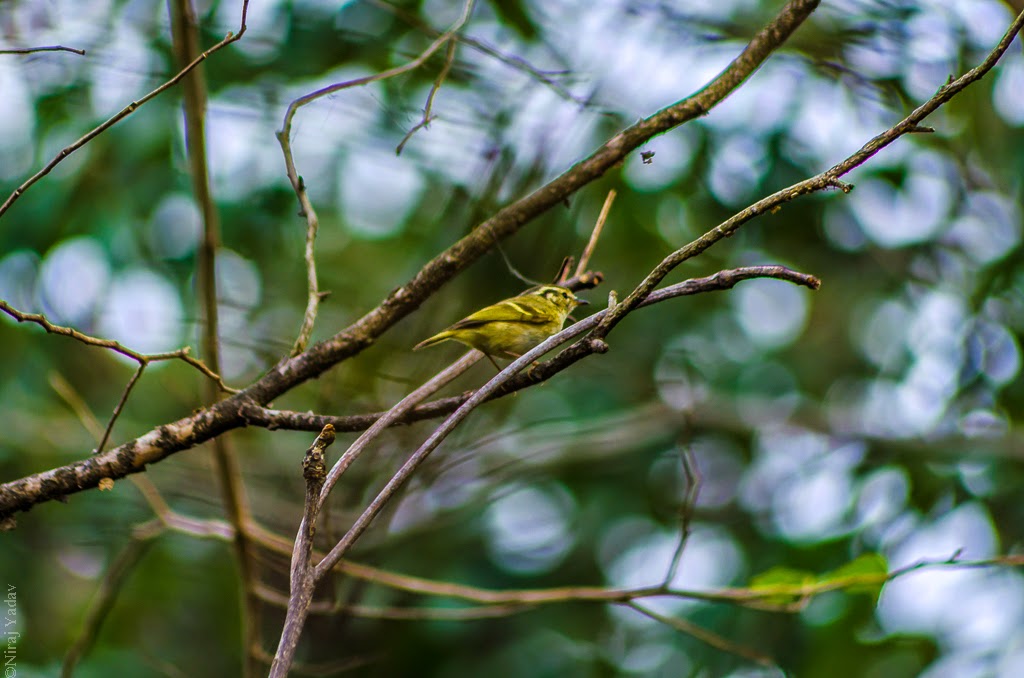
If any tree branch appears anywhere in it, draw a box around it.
[592,7,1024,339]
[0,45,86,55]
[309,265,821,579]
[269,425,334,677]
[0,266,817,521]
[167,0,260,673]
[0,300,236,393]
[278,0,477,356]
[0,0,832,518]
[0,0,251,219]
[238,265,819,433]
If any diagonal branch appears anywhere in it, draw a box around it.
[627,601,774,666]
[0,0,251,219]
[0,266,814,521]
[592,7,1024,339]
[94,364,146,455]
[308,266,821,580]
[61,523,161,676]
[259,0,821,398]
[0,0,853,519]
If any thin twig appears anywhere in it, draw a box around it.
[592,7,1024,340]
[61,524,161,677]
[0,300,237,393]
[572,189,615,278]
[396,38,458,155]
[0,45,86,55]
[368,0,588,106]
[148,506,1024,613]
[48,372,104,440]
[93,491,1024,624]
[254,583,534,620]
[0,0,251,219]
[95,364,146,454]
[663,446,700,587]
[278,0,476,356]
[627,601,774,666]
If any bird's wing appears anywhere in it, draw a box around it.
[448,298,549,329]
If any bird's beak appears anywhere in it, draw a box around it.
[575,297,589,305]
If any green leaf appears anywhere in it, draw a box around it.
[818,552,889,601]
[746,553,890,605]
[748,566,818,604]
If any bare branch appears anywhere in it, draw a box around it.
[318,352,481,506]
[0,300,237,393]
[279,0,477,355]
[168,0,260,672]
[61,523,161,676]
[0,45,86,55]
[572,189,615,278]
[255,584,534,620]
[48,372,104,440]
[593,7,1024,339]
[663,446,700,588]
[0,0,251,219]
[243,265,820,430]
[95,365,146,455]
[368,0,588,106]
[396,38,458,155]
[627,601,775,666]
[269,425,335,678]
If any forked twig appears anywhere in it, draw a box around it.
[279,0,477,355]
[663,446,701,587]
[396,38,459,155]
[0,300,237,393]
[269,425,335,677]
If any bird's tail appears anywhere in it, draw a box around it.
[413,332,452,351]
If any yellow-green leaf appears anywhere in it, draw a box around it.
[748,566,818,604]
[818,553,889,600]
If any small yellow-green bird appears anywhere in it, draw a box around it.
[414,285,588,367]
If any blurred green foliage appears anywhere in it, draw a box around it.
[1,0,1023,676]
